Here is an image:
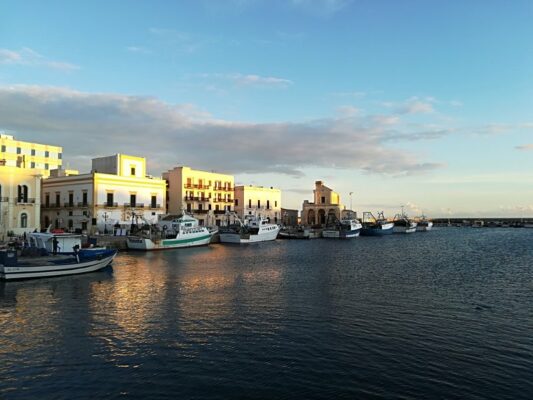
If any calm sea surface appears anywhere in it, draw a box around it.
[1,228,532,399]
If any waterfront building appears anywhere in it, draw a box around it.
[0,133,62,176]
[234,185,281,223]
[163,166,234,226]
[41,154,166,233]
[0,165,42,239]
[302,181,345,226]
[281,208,299,227]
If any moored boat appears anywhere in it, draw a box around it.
[322,217,362,239]
[393,213,417,233]
[219,214,280,244]
[0,248,117,280]
[416,215,434,232]
[278,227,311,239]
[126,213,213,250]
[360,211,394,236]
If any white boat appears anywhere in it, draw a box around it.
[126,213,214,251]
[416,215,434,232]
[322,218,362,239]
[219,214,280,244]
[0,249,117,280]
[393,213,418,233]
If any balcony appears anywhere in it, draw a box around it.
[124,203,145,208]
[99,202,119,208]
[192,209,208,214]
[149,204,161,209]
[16,198,35,204]
[213,186,232,191]
[184,184,211,189]
[64,202,75,208]
[77,202,90,208]
[184,196,210,202]
[213,198,233,203]
[214,210,226,215]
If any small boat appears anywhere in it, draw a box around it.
[28,230,106,255]
[219,214,280,244]
[393,212,417,233]
[416,215,434,232]
[360,211,394,236]
[322,217,362,239]
[278,227,311,239]
[126,213,214,251]
[0,248,117,280]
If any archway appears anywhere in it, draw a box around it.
[307,209,315,225]
[318,209,326,225]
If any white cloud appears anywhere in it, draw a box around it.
[0,85,444,178]
[0,47,79,72]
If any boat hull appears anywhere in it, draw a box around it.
[219,227,280,244]
[360,224,394,236]
[322,229,361,239]
[0,251,116,280]
[393,225,417,234]
[416,222,434,232]
[126,233,212,250]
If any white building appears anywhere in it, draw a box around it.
[234,185,281,223]
[41,154,166,233]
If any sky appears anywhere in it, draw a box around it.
[1,0,533,218]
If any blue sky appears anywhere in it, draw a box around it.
[1,0,533,217]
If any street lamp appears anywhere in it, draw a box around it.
[103,212,108,234]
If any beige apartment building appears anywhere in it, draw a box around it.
[234,185,281,223]
[163,166,234,226]
[0,133,62,176]
[301,181,345,226]
[41,154,166,233]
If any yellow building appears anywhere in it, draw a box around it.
[0,165,42,239]
[163,166,234,226]
[0,133,62,177]
[234,185,281,223]
[41,154,166,233]
[302,181,345,226]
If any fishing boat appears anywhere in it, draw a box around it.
[0,248,117,280]
[278,226,312,239]
[126,213,214,251]
[219,213,280,244]
[393,212,417,233]
[322,217,362,239]
[416,215,434,232]
[360,211,394,236]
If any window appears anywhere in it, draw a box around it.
[82,192,88,206]
[68,211,73,216]
[17,185,28,203]
[199,203,203,211]
[215,205,219,211]
[45,163,49,170]
[130,194,136,207]
[82,222,87,231]
[30,162,35,168]
[151,195,157,208]
[208,203,212,210]
[45,194,50,207]
[68,219,73,229]
[235,199,239,206]
[20,213,28,228]
[68,193,74,207]
[56,193,60,207]
[267,200,270,210]
[257,200,261,208]
[107,193,114,207]
[321,196,326,204]
[275,201,278,207]
[16,147,21,154]
[130,166,136,176]
[58,153,62,160]
[45,150,49,157]
[187,203,191,212]
[248,199,252,208]
[1,145,5,152]
[31,149,36,156]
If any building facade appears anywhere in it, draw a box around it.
[234,185,281,223]
[0,165,42,239]
[301,181,345,226]
[41,154,166,233]
[163,166,234,226]
[0,133,62,176]
[281,208,299,227]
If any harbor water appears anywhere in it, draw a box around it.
[1,228,532,399]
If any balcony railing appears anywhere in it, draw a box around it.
[77,202,90,207]
[184,184,211,189]
[100,202,119,208]
[184,196,210,202]
[213,187,232,191]
[17,198,35,204]
[149,204,161,209]
[192,209,208,214]
[214,210,226,215]
[124,203,145,208]
[64,202,75,208]
[214,198,233,203]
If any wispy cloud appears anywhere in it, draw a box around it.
[148,28,211,53]
[0,85,444,178]
[0,47,79,72]
[290,0,352,15]
[196,73,293,88]
[126,46,151,54]
[515,144,533,151]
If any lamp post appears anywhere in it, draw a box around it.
[349,192,353,212]
[103,212,108,234]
